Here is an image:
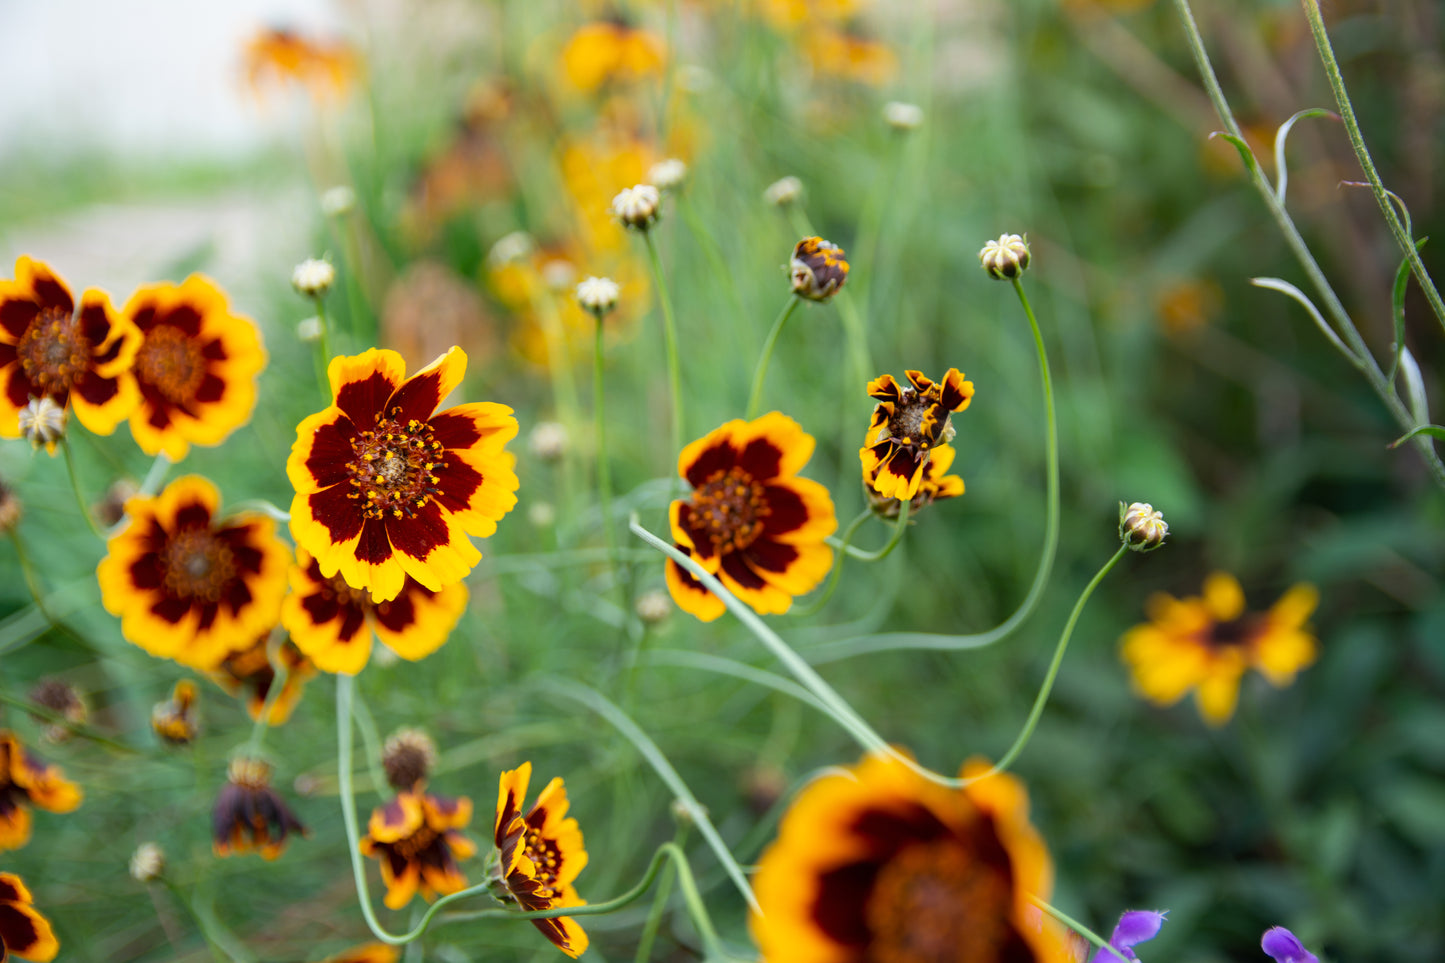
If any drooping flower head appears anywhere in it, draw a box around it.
[790,236,849,302]
[751,752,1069,963]
[210,637,316,725]
[152,679,200,745]
[0,731,82,852]
[98,476,290,671]
[360,786,476,909]
[865,442,965,519]
[0,873,59,962]
[212,757,307,859]
[1120,572,1319,725]
[665,413,836,622]
[860,369,974,501]
[121,276,267,460]
[491,762,589,958]
[1261,927,1319,963]
[1088,910,1167,963]
[287,346,519,603]
[0,256,140,445]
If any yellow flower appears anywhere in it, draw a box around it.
[859,369,974,501]
[0,873,59,962]
[360,787,476,909]
[491,762,589,958]
[560,20,666,93]
[244,27,359,102]
[0,731,82,852]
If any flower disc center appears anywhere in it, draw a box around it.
[137,326,205,402]
[887,389,943,448]
[16,306,91,395]
[522,828,564,893]
[865,840,1011,963]
[346,409,446,522]
[692,466,768,554]
[393,824,439,859]
[161,528,238,603]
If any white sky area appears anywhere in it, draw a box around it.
[0,0,343,158]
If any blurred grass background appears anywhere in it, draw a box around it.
[0,0,1443,960]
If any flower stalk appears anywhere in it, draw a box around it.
[745,295,802,419]
[641,232,686,471]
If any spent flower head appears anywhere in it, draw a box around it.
[647,158,688,191]
[979,233,1031,280]
[291,258,336,298]
[575,276,621,316]
[382,727,438,791]
[882,100,924,131]
[1119,501,1168,552]
[611,184,661,231]
[764,175,803,207]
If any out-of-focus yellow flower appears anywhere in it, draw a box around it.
[1155,278,1222,336]
[802,27,897,86]
[243,27,359,103]
[560,20,666,93]
[758,0,860,30]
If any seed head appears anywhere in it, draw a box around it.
[1119,501,1168,552]
[19,396,67,451]
[528,421,569,462]
[790,236,850,301]
[647,158,688,192]
[576,275,621,316]
[130,842,166,882]
[382,727,438,791]
[978,233,1031,280]
[611,184,662,231]
[291,258,336,298]
[882,101,924,131]
[764,175,803,207]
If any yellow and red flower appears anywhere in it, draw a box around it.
[1120,572,1319,725]
[359,787,476,910]
[211,637,316,725]
[859,369,974,501]
[323,944,399,963]
[666,413,836,622]
[212,757,307,859]
[244,27,359,102]
[0,873,59,962]
[281,546,469,675]
[491,762,589,959]
[0,731,82,852]
[865,442,965,518]
[0,256,140,443]
[287,347,519,603]
[121,275,266,460]
[751,751,1069,963]
[151,679,200,745]
[559,20,666,94]
[790,236,850,301]
[98,475,290,671]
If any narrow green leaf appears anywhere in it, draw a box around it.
[1388,424,1445,449]
[1273,108,1338,204]
[1209,131,1259,176]
[1388,236,1429,385]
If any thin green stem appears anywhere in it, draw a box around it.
[61,438,104,538]
[244,634,287,756]
[1299,0,1445,332]
[139,451,172,497]
[9,530,53,625]
[642,232,686,469]
[351,686,389,799]
[834,291,874,406]
[678,193,750,334]
[831,498,908,562]
[1029,896,1131,963]
[969,545,1128,783]
[593,313,623,604]
[791,508,872,617]
[312,293,334,402]
[635,825,688,963]
[746,296,802,418]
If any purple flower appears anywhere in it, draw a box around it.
[1262,927,1319,963]
[1089,910,1168,963]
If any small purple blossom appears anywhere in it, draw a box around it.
[1262,927,1319,963]
[1089,910,1168,963]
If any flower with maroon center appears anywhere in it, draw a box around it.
[0,256,141,445]
[281,545,469,675]
[865,442,965,520]
[0,730,82,853]
[0,873,59,962]
[212,756,308,859]
[121,276,267,460]
[790,236,850,302]
[750,751,1070,963]
[210,637,316,725]
[288,346,519,603]
[665,413,836,623]
[1120,572,1318,726]
[359,786,476,910]
[491,762,589,959]
[859,369,974,501]
[97,476,290,671]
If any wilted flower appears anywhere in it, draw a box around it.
[647,158,688,191]
[860,369,974,500]
[213,757,308,858]
[529,422,570,462]
[382,728,438,791]
[611,184,661,231]
[979,233,1032,280]
[865,443,965,518]
[790,237,850,301]
[764,175,803,207]
[130,842,166,882]
[0,731,82,851]
[1119,501,1168,552]
[575,276,621,317]
[17,397,68,454]
[882,100,924,131]
[1261,927,1319,963]
[1089,910,1168,963]
[291,259,336,298]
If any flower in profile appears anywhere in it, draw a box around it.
[490,762,589,958]
[1120,573,1319,725]
[244,27,359,102]
[1089,910,1167,963]
[860,369,974,501]
[665,413,836,622]
[213,757,307,858]
[1119,501,1167,552]
[121,275,267,460]
[611,184,661,231]
[751,751,1069,963]
[360,786,476,909]
[764,175,803,207]
[281,545,469,674]
[152,679,200,745]
[560,20,666,93]
[323,944,400,963]
[865,443,965,519]
[98,476,290,671]
[790,237,849,301]
[1261,927,1319,963]
[287,346,519,603]
[0,256,141,445]
[979,234,1032,280]
[210,638,316,725]
[0,873,59,962]
[27,679,86,744]
[0,731,82,851]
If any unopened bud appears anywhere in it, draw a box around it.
[790,236,850,301]
[978,233,1031,280]
[527,501,556,528]
[130,842,165,882]
[764,175,803,207]
[634,589,671,624]
[647,158,688,192]
[670,798,707,826]
[296,316,323,343]
[541,258,577,292]
[291,258,336,298]
[19,397,66,452]
[487,231,535,268]
[575,276,620,316]
[382,727,438,791]
[1119,501,1168,552]
[611,184,662,231]
[320,185,357,217]
[882,101,924,131]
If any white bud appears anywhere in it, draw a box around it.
[764,175,803,207]
[296,316,323,343]
[647,158,688,191]
[487,231,536,268]
[528,502,557,528]
[291,258,335,298]
[635,589,672,624]
[529,421,569,461]
[575,276,621,315]
[882,101,924,131]
[611,184,661,230]
[130,842,165,882]
[320,185,356,217]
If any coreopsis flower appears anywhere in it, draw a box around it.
[323,944,400,963]
[359,787,476,909]
[1089,910,1167,963]
[801,27,897,86]
[559,20,666,93]
[611,184,661,231]
[865,443,965,519]
[0,731,82,851]
[281,545,469,674]
[1261,927,1319,963]
[790,237,849,301]
[751,751,1069,963]
[490,762,589,958]
[287,346,519,603]
[1119,502,1168,552]
[121,275,267,461]
[151,679,200,745]
[1120,573,1319,725]
[860,369,974,501]
[98,476,290,671]
[211,638,316,725]
[244,27,359,102]
[0,256,140,444]
[382,728,438,791]
[212,757,307,858]
[0,873,59,962]
[665,413,837,622]
[979,234,1031,280]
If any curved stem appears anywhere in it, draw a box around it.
[791,508,871,617]
[968,545,1128,784]
[831,498,908,562]
[9,530,54,625]
[593,313,621,596]
[642,232,685,471]
[244,633,287,755]
[312,293,334,402]
[634,825,687,963]
[1030,896,1130,963]
[746,295,802,419]
[1299,0,1445,333]
[61,438,104,539]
